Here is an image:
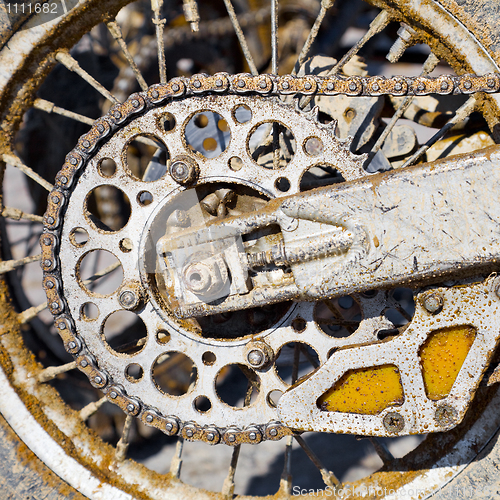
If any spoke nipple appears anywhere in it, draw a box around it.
[383,411,404,433]
[422,292,444,314]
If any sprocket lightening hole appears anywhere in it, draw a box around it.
[249,121,296,169]
[152,352,197,396]
[275,342,319,386]
[315,296,362,338]
[185,111,230,159]
[86,186,131,232]
[215,364,260,408]
[103,310,147,356]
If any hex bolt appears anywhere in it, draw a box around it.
[386,24,416,63]
[383,412,405,433]
[423,292,444,314]
[118,283,145,311]
[168,156,199,185]
[435,404,458,427]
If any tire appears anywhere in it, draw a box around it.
[1,1,500,499]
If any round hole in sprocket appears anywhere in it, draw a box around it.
[275,342,319,386]
[185,111,230,159]
[124,134,169,182]
[69,227,88,247]
[215,364,260,408]
[194,395,211,413]
[103,310,147,356]
[249,121,296,169]
[85,185,130,232]
[152,352,197,396]
[98,158,116,177]
[315,296,362,338]
[78,249,123,296]
[125,363,144,382]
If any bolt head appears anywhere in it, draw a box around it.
[383,411,404,433]
[423,292,444,314]
[435,404,457,427]
[247,349,265,367]
[119,290,139,310]
[169,157,198,185]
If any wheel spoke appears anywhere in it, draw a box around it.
[222,0,258,76]
[0,254,41,274]
[169,437,184,478]
[221,444,241,499]
[37,361,78,383]
[279,435,293,495]
[368,436,394,465]
[292,0,334,75]
[106,20,148,91]
[331,10,390,75]
[33,98,95,126]
[82,261,121,287]
[79,396,108,421]
[2,206,44,223]
[18,301,48,325]
[151,0,167,84]
[115,414,133,461]
[2,153,53,192]
[55,51,120,104]
[401,96,477,168]
[369,53,440,159]
[294,434,341,488]
[271,0,278,75]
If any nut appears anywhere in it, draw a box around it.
[181,255,229,300]
[169,155,199,185]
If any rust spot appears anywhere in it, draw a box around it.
[317,364,404,415]
[419,325,476,400]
